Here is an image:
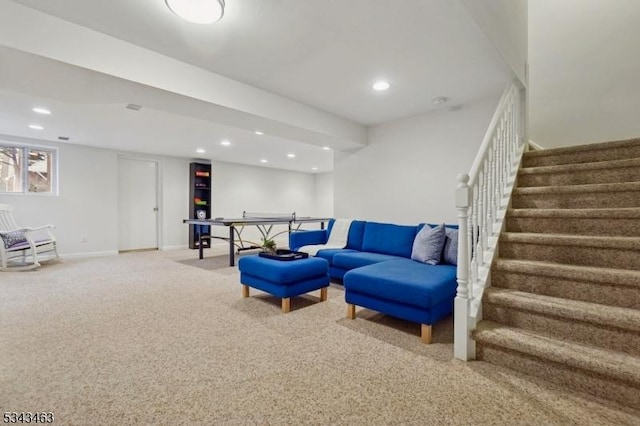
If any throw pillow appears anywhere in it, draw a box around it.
[411,223,446,265]
[1,231,27,249]
[443,228,459,265]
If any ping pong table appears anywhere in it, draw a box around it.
[183,212,331,266]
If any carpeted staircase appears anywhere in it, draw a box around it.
[472,138,640,410]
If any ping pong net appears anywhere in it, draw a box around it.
[242,211,297,221]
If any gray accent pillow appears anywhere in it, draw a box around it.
[443,228,458,265]
[1,231,27,249]
[411,223,446,265]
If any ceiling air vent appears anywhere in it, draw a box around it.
[126,103,142,111]
[58,136,70,141]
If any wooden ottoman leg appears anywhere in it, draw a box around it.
[347,304,356,319]
[421,324,432,344]
[320,287,328,302]
[282,297,291,313]
[242,285,250,298]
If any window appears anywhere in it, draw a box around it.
[0,145,57,194]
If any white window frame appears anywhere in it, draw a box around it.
[0,142,59,196]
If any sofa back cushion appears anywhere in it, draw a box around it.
[345,220,366,250]
[361,222,418,258]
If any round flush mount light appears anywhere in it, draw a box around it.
[254,130,264,136]
[311,167,318,171]
[322,146,331,151]
[32,107,51,115]
[196,148,206,154]
[165,0,225,24]
[220,140,231,146]
[432,96,448,105]
[287,153,296,158]
[260,159,268,163]
[28,124,44,130]
[373,81,390,91]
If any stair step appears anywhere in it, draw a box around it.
[522,138,640,167]
[492,259,640,309]
[518,157,640,187]
[505,207,640,236]
[474,321,640,409]
[483,288,640,356]
[511,182,640,209]
[499,233,640,270]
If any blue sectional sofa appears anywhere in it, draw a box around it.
[289,220,458,343]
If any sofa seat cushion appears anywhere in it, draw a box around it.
[315,248,359,266]
[343,259,457,308]
[333,251,405,270]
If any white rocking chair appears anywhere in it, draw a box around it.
[0,203,59,271]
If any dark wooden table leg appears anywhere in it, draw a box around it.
[229,225,235,266]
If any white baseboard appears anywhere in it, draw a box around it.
[160,244,189,251]
[60,250,119,259]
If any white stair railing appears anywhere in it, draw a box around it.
[454,81,526,361]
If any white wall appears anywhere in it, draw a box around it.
[0,135,119,257]
[334,95,500,225]
[208,160,321,248]
[314,172,334,219]
[459,0,528,86]
[529,0,640,147]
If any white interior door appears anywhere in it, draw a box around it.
[118,158,158,251]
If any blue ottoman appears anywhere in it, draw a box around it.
[238,255,330,313]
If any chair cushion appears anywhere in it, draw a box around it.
[343,259,457,308]
[361,222,417,258]
[1,231,27,249]
[333,251,405,270]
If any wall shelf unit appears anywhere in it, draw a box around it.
[189,162,212,249]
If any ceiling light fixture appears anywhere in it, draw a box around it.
[165,0,225,24]
[432,96,448,105]
[221,140,231,146]
[373,81,390,91]
[196,148,206,154]
[322,146,331,151]
[287,153,296,158]
[255,130,264,136]
[311,167,318,171]
[32,107,51,115]
[260,159,268,163]
[28,124,43,130]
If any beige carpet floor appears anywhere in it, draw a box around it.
[1,250,639,425]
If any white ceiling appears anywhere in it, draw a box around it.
[0,0,513,172]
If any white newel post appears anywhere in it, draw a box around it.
[454,174,475,360]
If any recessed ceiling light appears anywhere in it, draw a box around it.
[221,140,231,146]
[322,146,331,151]
[196,148,206,154]
[260,159,268,163]
[28,124,43,130]
[432,96,448,104]
[287,153,296,158]
[373,81,390,91]
[32,107,51,115]
[165,0,225,24]
[255,130,264,135]
[311,167,318,171]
